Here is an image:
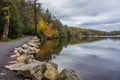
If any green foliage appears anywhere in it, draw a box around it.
[17,0,35,35]
[52,29,59,38]
[44,9,52,24]
[79,33,83,39]
[9,1,23,38]
[0,0,119,40]
[0,1,4,38]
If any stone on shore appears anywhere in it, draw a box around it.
[15,47,28,55]
[22,44,29,49]
[44,63,58,80]
[49,62,58,70]
[57,68,80,80]
[13,50,20,57]
[28,47,40,54]
[5,61,44,77]
[32,71,43,80]
[28,43,39,48]
[5,63,23,70]
[16,54,34,63]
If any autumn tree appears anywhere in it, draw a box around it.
[37,19,45,38]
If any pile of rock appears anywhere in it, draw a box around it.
[12,37,40,57]
[5,36,80,80]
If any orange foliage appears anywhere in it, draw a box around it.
[2,6,9,11]
[44,25,52,38]
[39,40,53,55]
[39,40,53,61]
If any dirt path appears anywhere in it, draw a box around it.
[0,36,31,80]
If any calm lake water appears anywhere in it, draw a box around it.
[37,37,120,80]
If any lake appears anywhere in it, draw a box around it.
[36,37,120,80]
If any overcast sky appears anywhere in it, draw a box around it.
[39,0,120,31]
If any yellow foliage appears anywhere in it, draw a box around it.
[52,29,59,38]
[3,0,8,1]
[37,19,45,32]
[79,32,83,39]
[4,16,10,20]
[2,6,9,11]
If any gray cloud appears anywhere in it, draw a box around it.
[81,17,120,26]
[39,0,120,31]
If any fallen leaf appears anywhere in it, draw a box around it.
[0,73,6,76]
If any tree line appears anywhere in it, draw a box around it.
[0,0,119,40]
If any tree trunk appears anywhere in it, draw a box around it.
[2,18,9,40]
[34,0,37,35]
[2,0,10,40]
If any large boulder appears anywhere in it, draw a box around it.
[5,62,23,70]
[22,44,29,49]
[13,50,20,57]
[44,63,58,80]
[15,47,28,55]
[32,36,39,40]
[28,43,39,48]
[5,61,44,77]
[14,47,22,55]
[32,71,43,80]
[16,54,34,63]
[57,68,80,80]
[29,39,40,44]
[28,47,40,54]
[49,62,58,70]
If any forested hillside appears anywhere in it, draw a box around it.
[0,0,119,40]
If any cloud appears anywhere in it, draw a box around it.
[39,0,120,31]
[80,17,120,26]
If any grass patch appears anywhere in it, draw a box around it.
[0,35,25,43]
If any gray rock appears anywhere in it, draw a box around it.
[16,54,34,63]
[5,61,44,77]
[57,68,80,80]
[22,44,29,49]
[5,62,24,70]
[24,79,30,80]
[15,47,28,55]
[14,47,23,55]
[28,43,39,48]
[44,63,58,80]
[13,50,20,57]
[28,47,40,54]
[49,62,58,70]
[32,71,43,80]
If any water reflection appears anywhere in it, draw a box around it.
[36,37,120,80]
[37,38,88,61]
[36,37,120,62]
[37,38,102,62]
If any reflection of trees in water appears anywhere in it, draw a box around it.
[36,37,120,62]
[107,37,120,41]
[36,39,64,62]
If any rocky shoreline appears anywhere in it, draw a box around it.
[5,36,80,80]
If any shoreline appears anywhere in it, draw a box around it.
[5,36,80,80]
